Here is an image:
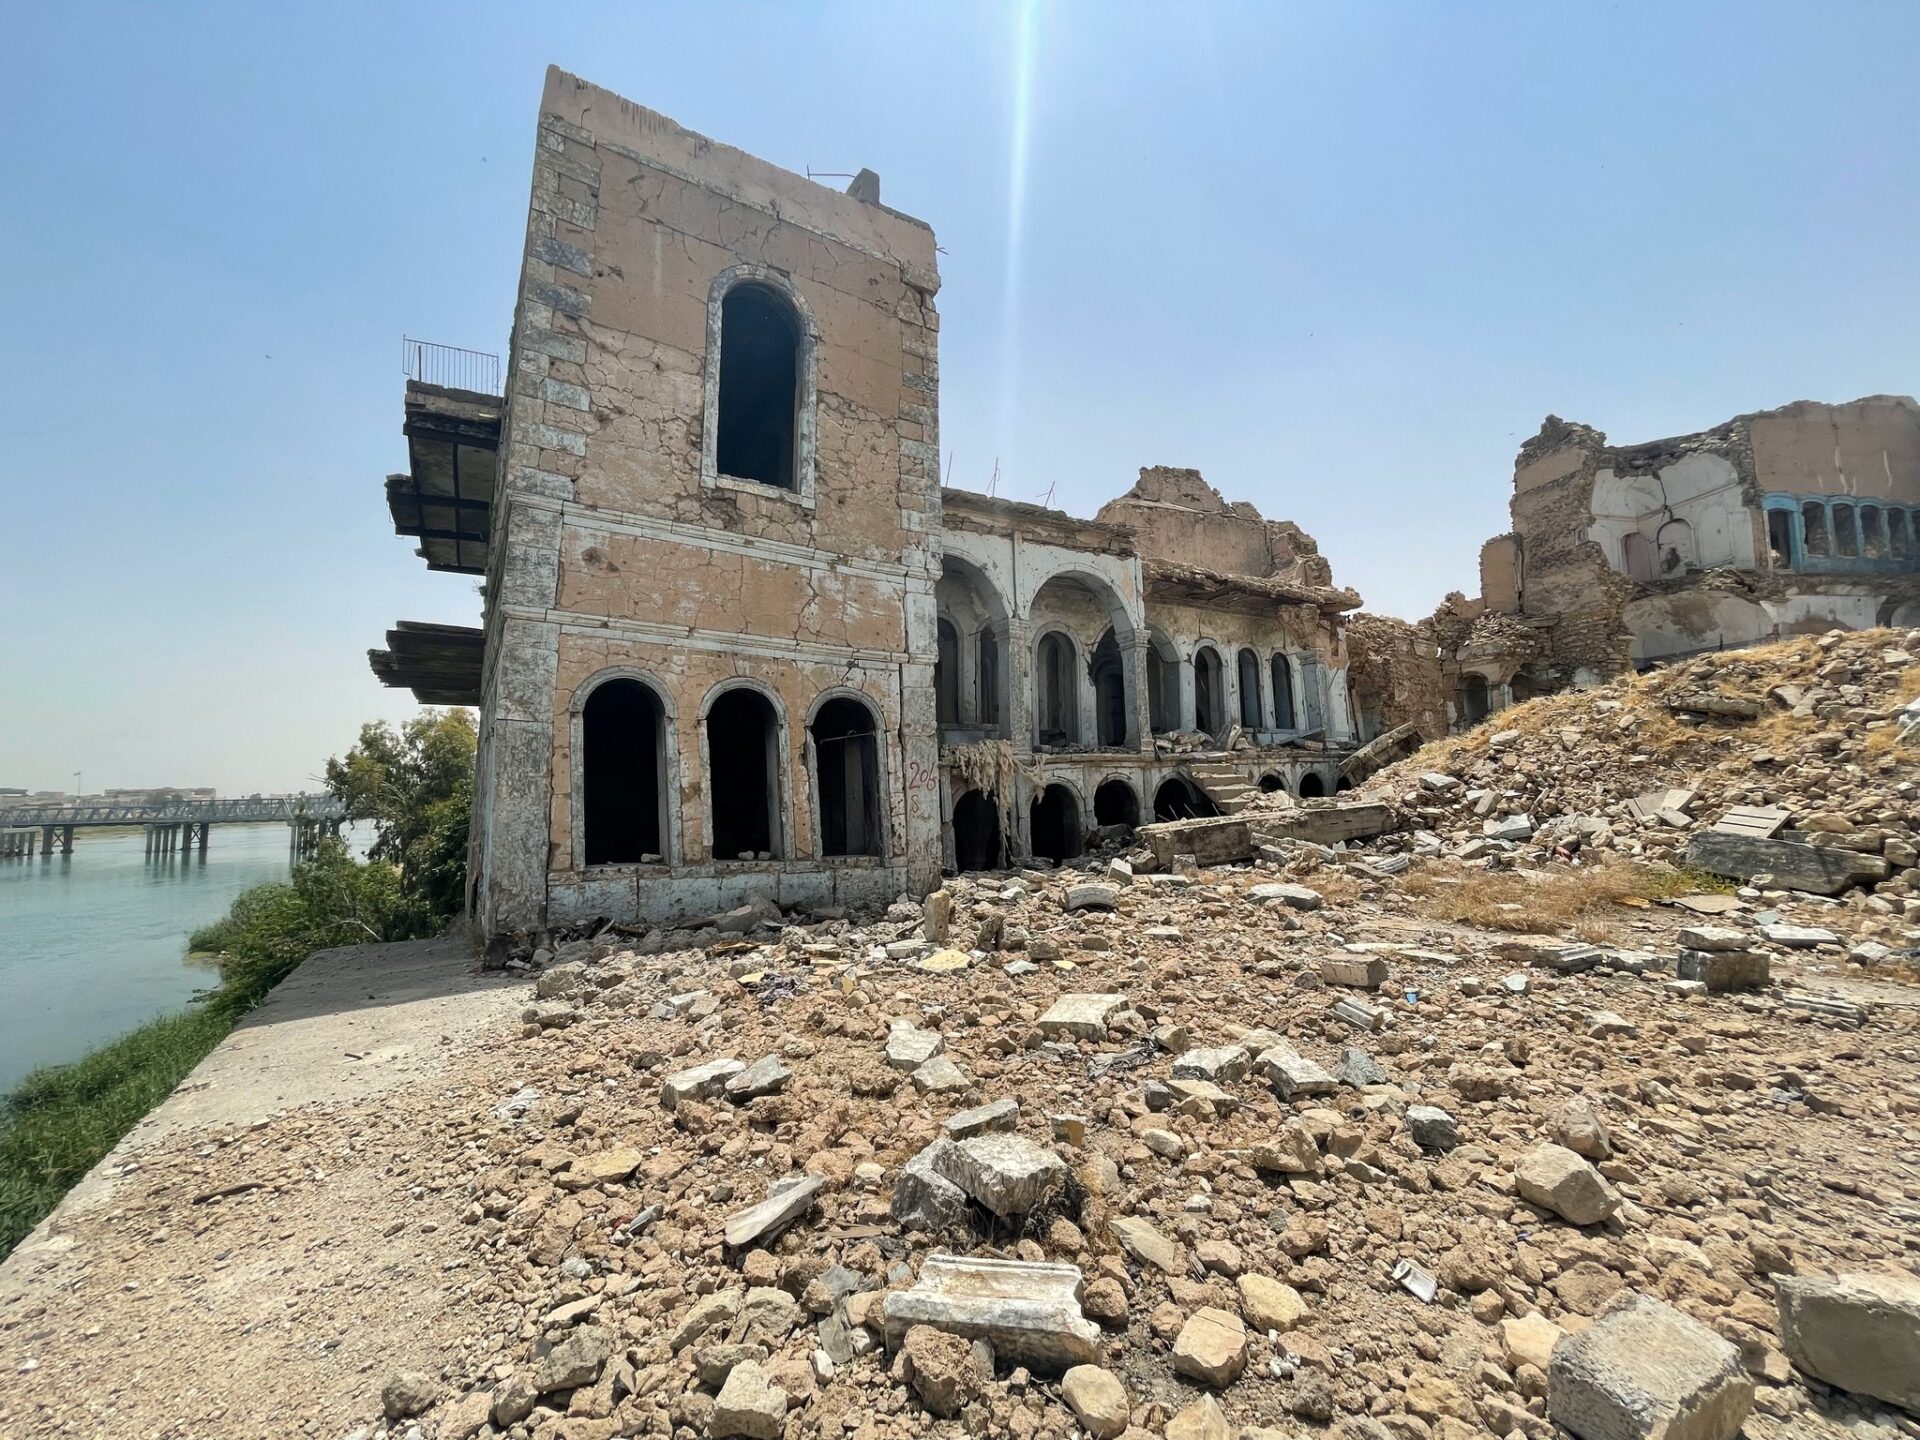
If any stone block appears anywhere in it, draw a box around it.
[881,1254,1101,1372]
[1684,832,1888,895]
[1515,1143,1620,1226]
[1037,993,1128,1041]
[891,1140,967,1233]
[1674,949,1769,992]
[1548,1293,1753,1440]
[946,1135,1066,1218]
[1775,1271,1920,1413]
[1319,956,1389,990]
[942,1097,1019,1139]
[661,1057,744,1109]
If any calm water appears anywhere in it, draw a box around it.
[0,822,371,1092]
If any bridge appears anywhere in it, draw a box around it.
[0,794,350,862]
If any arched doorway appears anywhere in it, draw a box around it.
[1146,628,1181,734]
[935,619,961,726]
[953,790,1001,871]
[810,697,881,857]
[1193,647,1225,736]
[581,677,667,865]
[1270,653,1296,729]
[706,687,783,860]
[1153,775,1221,822]
[1459,675,1491,726]
[1093,778,1140,829]
[1029,784,1083,864]
[1297,772,1326,799]
[1258,772,1286,794]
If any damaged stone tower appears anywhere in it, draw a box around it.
[469,68,946,936]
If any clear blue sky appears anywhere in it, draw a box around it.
[3,2,1916,794]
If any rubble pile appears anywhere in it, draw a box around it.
[3,632,1918,1440]
[1339,629,1920,942]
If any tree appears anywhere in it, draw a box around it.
[324,709,475,926]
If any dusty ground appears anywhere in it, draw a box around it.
[0,867,1915,1440]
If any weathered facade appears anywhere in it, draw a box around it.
[1350,395,1920,738]
[380,71,1365,939]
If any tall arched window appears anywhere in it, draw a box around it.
[1091,628,1126,747]
[935,619,961,726]
[581,678,668,866]
[1460,674,1491,726]
[811,697,882,857]
[1037,632,1077,746]
[1270,653,1296,730]
[1236,648,1263,728]
[977,628,1001,728]
[706,687,783,860]
[715,282,800,489]
[1193,647,1224,736]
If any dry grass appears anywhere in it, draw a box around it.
[1399,858,1726,938]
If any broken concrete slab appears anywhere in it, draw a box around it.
[1171,1046,1252,1082]
[1253,801,1396,846]
[1319,956,1389,990]
[724,1055,791,1100]
[1064,883,1119,912]
[1137,816,1254,868]
[1255,1046,1337,1100]
[1684,832,1889,895]
[910,1056,972,1094]
[1775,1270,1920,1413]
[1548,1292,1753,1440]
[881,1254,1101,1372]
[1247,882,1323,910]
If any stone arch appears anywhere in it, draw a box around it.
[937,553,1012,734]
[1236,647,1263,728]
[1034,628,1082,746]
[805,688,887,859]
[1146,626,1182,733]
[1029,781,1085,864]
[952,789,1002,871]
[570,666,680,869]
[1093,776,1141,829]
[1192,644,1226,737]
[698,677,791,862]
[1153,773,1220,822]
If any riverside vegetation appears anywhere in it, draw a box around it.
[0,709,476,1256]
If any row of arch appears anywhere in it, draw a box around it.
[1176,643,1301,735]
[575,670,886,868]
[947,768,1338,871]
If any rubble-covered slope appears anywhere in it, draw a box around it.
[3,632,1918,1440]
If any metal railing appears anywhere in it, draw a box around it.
[403,337,502,395]
[0,794,348,827]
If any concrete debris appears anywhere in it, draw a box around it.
[943,1134,1066,1218]
[723,1176,824,1249]
[1515,1143,1621,1226]
[1036,992,1128,1041]
[661,1056,745,1108]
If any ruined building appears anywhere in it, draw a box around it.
[1349,395,1920,737]
[372,70,1364,939]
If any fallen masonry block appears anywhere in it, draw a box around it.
[943,1097,1019,1139]
[1136,816,1254,868]
[1759,923,1838,948]
[1253,801,1397,847]
[886,1022,945,1070]
[1328,997,1385,1031]
[946,1135,1067,1218]
[1333,1047,1387,1087]
[1064,882,1119,912]
[1247,882,1323,910]
[724,1176,825,1249]
[882,1254,1102,1372]
[1256,1047,1337,1100]
[1493,940,1605,973]
[1775,1270,1920,1414]
[725,1055,791,1100]
[1037,993,1129,1041]
[1483,814,1536,842]
[1675,926,1748,953]
[1684,832,1888,896]
[1319,956,1389,990]
[1172,1046,1252,1082]
[1548,1292,1753,1440]
[662,1057,745,1109]
[1107,1214,1185,1272]
[1404,1105,1458,1153]
[1164,1077,1239,1114]
[1667,691,1762,720]
[1777,990,1866,1026]
[891,1141,967,1233]
[1675,949,1770,993]
[711,1360,786,1440]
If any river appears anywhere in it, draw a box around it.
[0,822,372,1093]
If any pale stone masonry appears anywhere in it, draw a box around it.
[461,69,1363,939]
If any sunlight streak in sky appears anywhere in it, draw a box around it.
[995,0,1040,495]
